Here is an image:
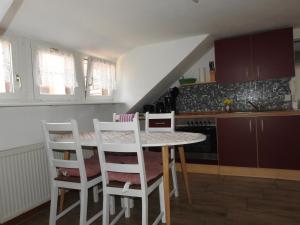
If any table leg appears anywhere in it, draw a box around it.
[162,146,171,225]
[178,145,192,204]
[59,151,70,212]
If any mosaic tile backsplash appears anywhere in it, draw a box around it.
[165,79,291,113]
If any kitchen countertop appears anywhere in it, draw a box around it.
[175,110,300,119]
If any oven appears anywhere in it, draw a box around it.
[175,118,218,165]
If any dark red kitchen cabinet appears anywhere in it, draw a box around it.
[217,117,257,167]
[215,35,253,83]
[215,27,294,83]
[257,116,300,170]
[252,28,295,80]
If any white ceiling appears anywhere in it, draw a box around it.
[3,0,300,60]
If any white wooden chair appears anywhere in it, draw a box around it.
[113,113,135,122]
[93,118,166,225]
[145,111,179,198]
[42,120,102,225]
[112,112,137,211]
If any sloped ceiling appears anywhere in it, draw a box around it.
[3,0,300,60]
[0,0,13,22]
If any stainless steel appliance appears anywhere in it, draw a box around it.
[175,118,218,164]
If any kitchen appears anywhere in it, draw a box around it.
[1,1,300,225]
[143,27,300,181]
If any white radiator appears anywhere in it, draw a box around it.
[0,143,95,223]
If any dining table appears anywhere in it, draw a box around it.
[78,130,206,225]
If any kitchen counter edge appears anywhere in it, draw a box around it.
[175,110,300,119]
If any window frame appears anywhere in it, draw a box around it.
[0,34,118,106]
[84,57,116,102]
[0,36,24,100]
[31,42,83,102]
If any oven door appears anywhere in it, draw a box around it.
[175,126,218,164]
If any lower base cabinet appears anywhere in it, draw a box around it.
[217,115,300,170]
[257,116,300,170]
[217,117,257,167]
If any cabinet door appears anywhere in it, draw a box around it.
[217,117,257,167]
[215,35,253,83]
[257,116,300,170]
[252,28,295,80]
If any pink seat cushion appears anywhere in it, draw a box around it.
[117,151,162,165]
[144,151,162,164]
[59,155,101,177]
[59,154,127,177]
[118,114,135,122]
[108,161,162,184]
[107,151,162,184]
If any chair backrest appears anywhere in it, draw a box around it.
[42,120,87,182]
[93,117,147,190]
[145,111,175,133]
[112,113,136,122]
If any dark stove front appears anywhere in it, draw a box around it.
[175,118,218,165]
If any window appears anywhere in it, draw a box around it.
[35,48,77,96]
[0,39,13,94]
[86,58,116,97]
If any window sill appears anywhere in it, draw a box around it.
[0,101,124,107]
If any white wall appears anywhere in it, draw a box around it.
[116,34,208,111]
[0,104,116,151]
[179,47,215,85]
[294,63,300,101]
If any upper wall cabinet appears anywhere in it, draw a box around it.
[252,28,295,80]
[215,27,295,83]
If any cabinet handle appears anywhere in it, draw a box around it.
[257,66,260,79]
[249,119,252,133]
[261,119,264,132]
[246,68,249,78]
[154,122,166,125]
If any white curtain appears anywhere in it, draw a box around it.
[0,39,13,93]
[86,57,116,96]
[35,48,77,95]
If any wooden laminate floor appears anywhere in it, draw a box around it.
[19,173,300,225]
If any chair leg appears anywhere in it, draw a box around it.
[59,188,65,212]
[93,185,99,203]
[129,198,134,208]
[79,188,88,225]
[170,148,179,197]
[141,196,148,225]
[103,192,110,225]
[122,197,134,208]
[109,196,115,215]
[49,185,58,225]
[124,197,131,218]
[159,181,166,223]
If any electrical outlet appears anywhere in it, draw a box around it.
[284,95,291,101]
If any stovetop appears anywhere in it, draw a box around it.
[176,118,216,127]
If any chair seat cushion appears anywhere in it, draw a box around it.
[59,154,126,177]
[59,155,101,177]
[108,152,162,184]
[115,151,162,164]
[144,151,163,164]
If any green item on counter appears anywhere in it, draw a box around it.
[179,77,196,85]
